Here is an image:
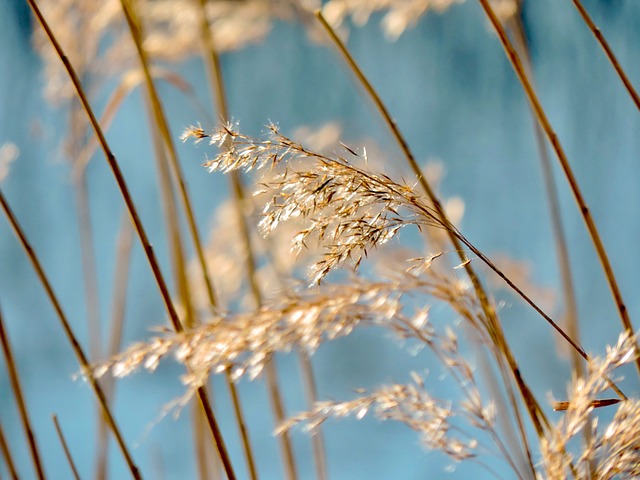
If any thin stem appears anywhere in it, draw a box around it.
[119,0,219,311]
[509,12,585,383]
[0,306,46,480]
[25,2,237,477]
[0,420,20,480]
[225,369,259,480]
[231,171,299,480]
[298,352,327,480]
[449,225,626,400]
[0,188,142,480]
[509,13,594,470]
[314,8,546,459]
[52,415,81,480]
[477,0,640,377]
[95,212,134,480]
[144,88,216,480]
[195,1,297,478]
[569,0,640,110]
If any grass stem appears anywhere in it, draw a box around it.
[569,0,640,110]
[477,0,640,378]
[0,420,19,480]
[0,306,46,480]
[195,1,298,477]
[0,187,142,479]
[52,415,81,480]
[25,1,237,477]
[314,8,546,458]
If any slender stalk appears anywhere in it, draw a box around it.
[119,0,218,311]
[225,369,259,480]
[25,2,237,477]
[508,13,594,468]
[314,10,546,464]
[0,307,46,480]
[261,232,328,480]
[68,107,103,364]
[144,89,217,480]
[298,352,327,480]
[66,103,107,480]
[195,1,297,478]
[0,421,19,480]
[231,171,299,480]
[509,11,585,384]
[477,0,640,377]
[447,224,626,399]
[95,212,134,480]
[52,415,81,480]
[0,188,142,480]
[569,0,640,110]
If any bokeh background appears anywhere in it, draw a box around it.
[1,0,639,478]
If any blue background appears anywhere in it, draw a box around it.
[1,0,639,478]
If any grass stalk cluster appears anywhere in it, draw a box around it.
[1,0,638,479]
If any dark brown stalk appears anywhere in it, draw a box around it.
[447,224,626,399]
[0,188,141,480]
[195,1,297,478]
[25,1,236,478]
[314,10,543,470]
[52,415,81,480]
[0,420,19,480]
[570,0,640,110]
[96,212,134,480]
[477,0,640,377]
[0,307,46,480]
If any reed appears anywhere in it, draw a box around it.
[1,1,638,478]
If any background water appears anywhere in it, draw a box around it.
[1,0,639,478]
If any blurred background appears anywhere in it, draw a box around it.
[0,0,639,478]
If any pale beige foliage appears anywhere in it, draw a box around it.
[541,331,639,479]
[322,0,465,40]
[94,280,406,388]
[322,0,519,39]
[184,122,450,284]
[34,0,313,101]
[0,143,19,184]
[278,373,480,462]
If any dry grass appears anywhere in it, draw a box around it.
[1,0,638,479]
